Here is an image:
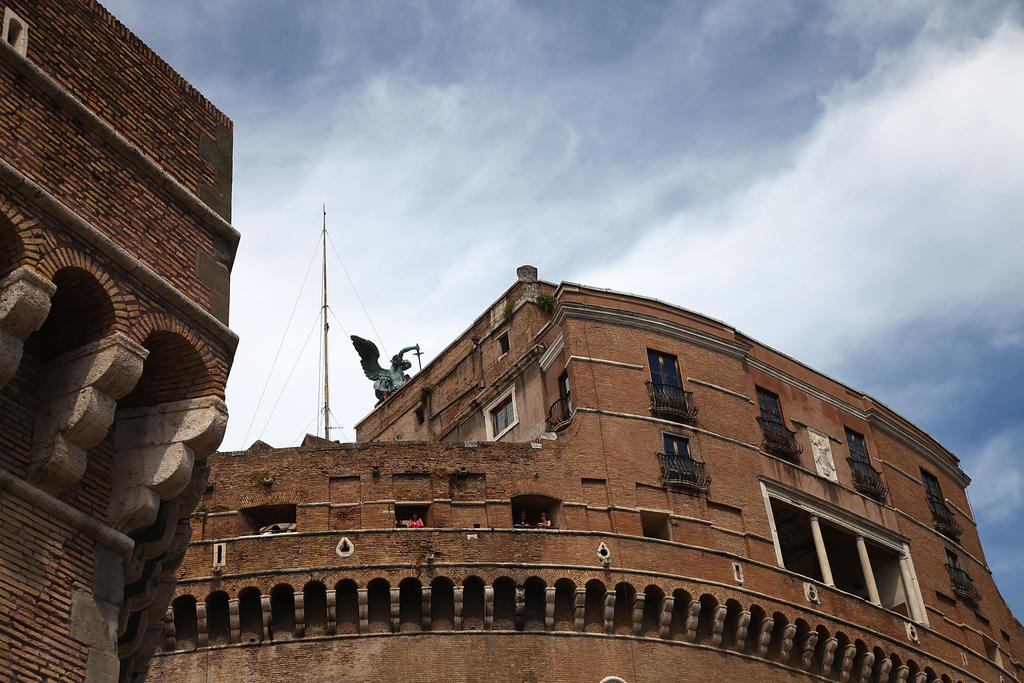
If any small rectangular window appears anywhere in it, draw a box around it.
[3,8,29,57]
[497,331,510,356]
[640,510,671,540]
[491,395,515,435]
[414,407,425,425]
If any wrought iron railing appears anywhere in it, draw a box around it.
[945,563,981,604]
[646,381,698,423]
[757,416,802,461]
[657,452,711,492]
[928,496,962,542]
[847,458,888,501]
[546,395,573,432]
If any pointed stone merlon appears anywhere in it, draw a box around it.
[110,397,228,532]
[0,266,54,389]
[29,333,148,494]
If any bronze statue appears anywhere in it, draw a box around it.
[351,335,419,401]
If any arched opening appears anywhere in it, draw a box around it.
[121,331,211,408]
[335,579,359,634]
[696,594,719,644]
[641,586,664,637]
[871,647,887,682]
[510,494,562,528]
[303,581,328,636]
[492,577,516,629]
[171,595,198,650]
[398,578,422,632]
[790,619,812,668]
[831,632,852,680]
[770,612,790,662]
[367,578,391,633]
[270,584,296,640]
[238,587,263,643]
[430,577,455,630]
[553,579,576,631]
[746,605,767,654]
[889,654,903,683]
[205,591,230,645]
[721,599,743,650]
[907,660,921,682]
[612,583,635,635]
[924,668,937,683]
[811,625,831,672]
[462,576,485,631]
[669,590,693,641]
[28,267,114,362]
[522,577,546,631]
[584,580,606,633]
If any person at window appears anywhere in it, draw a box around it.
[536,512,552,529]
[408,512,424,528]
[514,510,531,527]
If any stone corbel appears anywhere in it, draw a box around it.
[756,617,774,657]
[658,596,674,639]
[709,604,728,647]
[29,333,147,494]
[630,594,644,636]
[0,266,55,388]
[734,610,751,650]
[110,396,227,533]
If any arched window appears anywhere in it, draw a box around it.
[367,578,391,633]
[612,583,634,635]
[335,579,359,634]
[270,584,296,640]
[171,595,198,650]
[668,590,693,641]
[522,577,546,631]
[462,577,485,631]
[641,586,664,637]
[430,577,455,631]
[552,579,576,632]
[492,577,516,629]
[205,591,230,645]
[238,587,263,643]
[398,578,423,632]
[584,580,606,633]
[303,581,328,636]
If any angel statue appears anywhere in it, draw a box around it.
[351,335,420,402]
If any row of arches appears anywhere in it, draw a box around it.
[167,577,968,683]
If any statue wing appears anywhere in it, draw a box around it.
[351,335,386,381]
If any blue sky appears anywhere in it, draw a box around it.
[102,1,1024,621]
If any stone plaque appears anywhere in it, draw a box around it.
[808,428,838,482]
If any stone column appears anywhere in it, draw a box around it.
[421,587,431,631]
[228,598,240,643]
[898,554,923,622]
[631,594,645,636]
[808,514,835,587]
[294,592,305,638]
[573,589,586,633]
[837,642,857,682]
[0,266,54,389]
[855,535,881,606]
[326,589,337,635]
[658,596,674,639]
[602,592,616,634]
[357,589,368,634]
[483,586,494,630]
[453,587,464,630]
[196,602,208,648]
[544,587,555,631]
[389,588,400,633]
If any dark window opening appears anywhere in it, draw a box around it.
[921,469,961,542]
[395,503,429,528]
[240,504,296,535]
[511,494,561,529]
[647,349,697,423]
[770,500,822,582]
[658,434,710,491]
[648,349,681,387]
[547,370,573,431]
[6,20,22,46]
[945,548,981,604]
[640,510,671,540]
[414,407,425,424]
[756,387,801,460]
[497,331,510,356]
[845,427,888,501]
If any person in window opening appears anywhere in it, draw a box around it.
[408,512,424,528]
[536,512,552,529]
[514,510,531,527]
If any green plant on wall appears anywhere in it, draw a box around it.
[503,298,515,321]
[535,293,556,315]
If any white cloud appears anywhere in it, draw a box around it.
[963,422,1024,523]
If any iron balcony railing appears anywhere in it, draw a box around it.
[546,395,573,432]
[945,563,981,604]
[757,416,802,461]
[928,496,962,542]
[657,452,711,492]
[847,458,889,502]
[646,381,699,423]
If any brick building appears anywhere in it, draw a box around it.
[1,1,237,680]
[154,267,1022,682]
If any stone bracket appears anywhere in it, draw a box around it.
[29,333,147,494]
[0,265,54,388]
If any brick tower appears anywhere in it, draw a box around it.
[1,1,237,679]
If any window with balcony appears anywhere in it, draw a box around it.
[944,548,980,604]
[646,349,697,423]
[756,387,801,460]
[921,469,961,543]
[845,428,888,502]
[547,371,573,431]
[657,434,710,491]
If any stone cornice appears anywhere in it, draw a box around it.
[0,158,238,350]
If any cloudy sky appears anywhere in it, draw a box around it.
[102,1,1024,619]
